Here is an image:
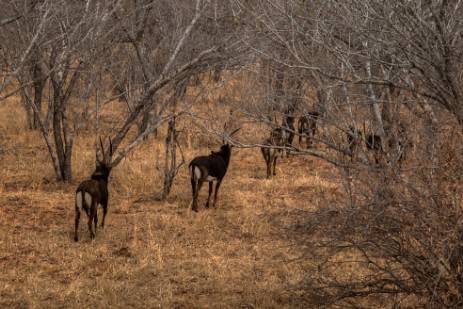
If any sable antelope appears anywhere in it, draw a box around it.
[385,124,412,166]
[261,127,286,178]
[298,111,319,147]
[365,133,382,164]
[189,128,240,212]
[397,127,413,165]
[346,126,361,162]
[282,115,295,156]
[74,138,113,242]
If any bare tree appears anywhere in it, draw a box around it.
[97,1,248,189]
[0,1,49,95]
[0,0,112,181]
[1,0,249,184]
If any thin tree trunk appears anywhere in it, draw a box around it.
[162,119,177,199]
[32,57,47,130]
[161,78,188,199]
[27,90,62,180]
[364,42,384,133]
[161,117,185,200]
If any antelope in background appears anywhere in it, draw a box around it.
[261,126,287,178]
[298,111,319,147]
[345,121,412,166]
[365,132,383,165]
[346,126,362,162]
[74,138,113,242]
[385,123,412,166]
[345,125,382,164]
[189,127,240,212]
[282,114,295,157]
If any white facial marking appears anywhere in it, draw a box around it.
[76,191,83,211]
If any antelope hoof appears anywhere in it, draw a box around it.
[74,236,79,242]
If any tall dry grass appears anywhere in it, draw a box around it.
[0,96,340,308]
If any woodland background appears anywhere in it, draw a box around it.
[1,1,463,308]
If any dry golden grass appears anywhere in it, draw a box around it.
[0,96,341,308]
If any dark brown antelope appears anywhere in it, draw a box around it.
[261,127,286,178]
[189,128,240,212]
[346,126,361,162]
[282,115,295,157]
[74,138,113,242]
[365,133,382,165]
[385,123,412,166]
[298,111,319,147]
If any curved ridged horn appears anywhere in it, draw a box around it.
[100,137,106,163]
[109,137,113,161]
